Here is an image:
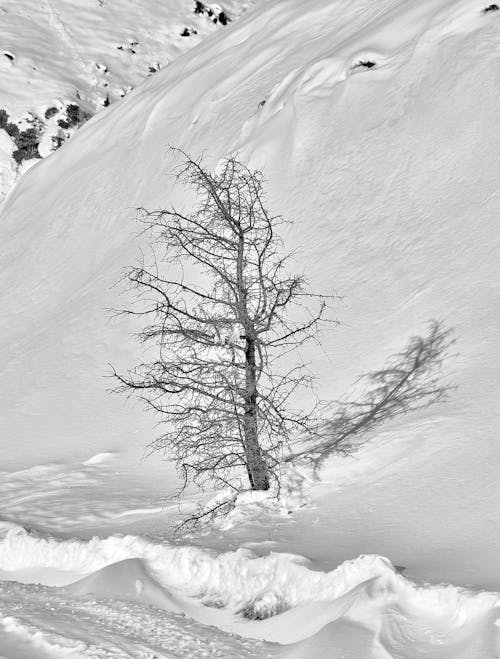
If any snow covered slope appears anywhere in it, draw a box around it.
[1,0,500,654]
[0,0,254,199]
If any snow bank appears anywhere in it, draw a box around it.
[0,528,391,606]
[0,528,498,643]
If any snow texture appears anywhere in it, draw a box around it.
[1,0,500,655]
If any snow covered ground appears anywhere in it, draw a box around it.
[1,0,500,655]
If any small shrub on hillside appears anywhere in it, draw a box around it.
[12,127,41,164]
[193,2,230,25]
[238,596,290,620]
[0,109,20,139]
[44,106,59,120]
[57,104,92,130]
[218,11,229,25]
[68,104,92,126]
[5,122,20,139]
[201,597,227,609]
[0,109,42,164]
[66,103,81,126]
[483,4,499,12]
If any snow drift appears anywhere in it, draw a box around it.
[64,557,185,613]
[0,527,499,653]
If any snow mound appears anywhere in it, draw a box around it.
[64,557,185,614]
[82,452,115,466]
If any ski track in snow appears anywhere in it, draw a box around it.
[0,581,274,658]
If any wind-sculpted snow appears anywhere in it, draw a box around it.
[0,527,395,605]
[0,528,499,655]
[1,0,500,654]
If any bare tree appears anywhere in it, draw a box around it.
[291,320,455,463]
[113,150,335,495]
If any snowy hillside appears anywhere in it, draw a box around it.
[1,0,500,656]
[0,0,254,200]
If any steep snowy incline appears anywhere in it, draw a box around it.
[0,0,255,199]
[1,0,500,586]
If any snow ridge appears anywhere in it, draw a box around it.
[0,528,498,628]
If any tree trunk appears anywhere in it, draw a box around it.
[243,336,270,490]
